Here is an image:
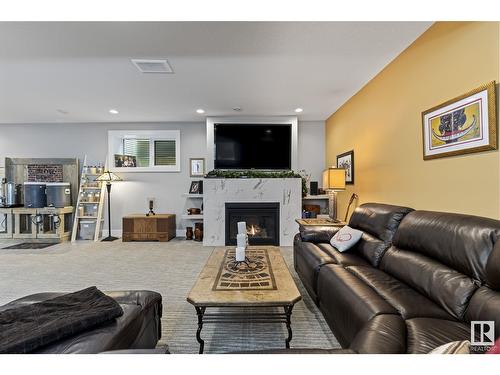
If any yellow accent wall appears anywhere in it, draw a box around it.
[325,22,500,219]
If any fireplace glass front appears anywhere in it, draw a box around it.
[225,202,280,246]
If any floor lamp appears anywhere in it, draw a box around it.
[322,167,346,222]
[96,171,123,242]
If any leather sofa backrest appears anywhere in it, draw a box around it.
[381,210,500,320]
[391,211,500,283]
[348,203,413,266]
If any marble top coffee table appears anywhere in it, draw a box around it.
[187,246,302,353]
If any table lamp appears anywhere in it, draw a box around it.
[322,167,346,221]
[96,171,123,242]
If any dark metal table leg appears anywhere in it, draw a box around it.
[284,305,294,348]
[195,306,206,354]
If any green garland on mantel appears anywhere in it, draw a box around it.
[205,169,308,196]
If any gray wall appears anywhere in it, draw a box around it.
[0,121,325,234]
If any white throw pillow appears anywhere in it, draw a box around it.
[330,225,363,252]
[428,341,470,354]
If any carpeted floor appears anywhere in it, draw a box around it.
[0,238,340,353]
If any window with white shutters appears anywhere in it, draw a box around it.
[108,130,181,172]
[154,140,176,166]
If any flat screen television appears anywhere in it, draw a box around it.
[214,124,292,170]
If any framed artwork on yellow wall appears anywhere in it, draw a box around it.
[336,150,354,184]
[421,81,497,160]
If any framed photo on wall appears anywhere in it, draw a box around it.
[422,81,497,160]
[114,154,137,168]
[337,150,354,184]
[190,158,205,177]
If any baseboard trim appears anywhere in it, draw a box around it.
[110,229,122,237]
[108,229,186,238]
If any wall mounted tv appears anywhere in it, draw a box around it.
[214,123,292,170]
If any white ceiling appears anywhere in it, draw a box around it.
[0,22,432,124]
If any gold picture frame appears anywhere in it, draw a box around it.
[421,81,497,160]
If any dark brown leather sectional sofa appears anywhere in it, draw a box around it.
[0,290,162,353]
[294,203,500,353]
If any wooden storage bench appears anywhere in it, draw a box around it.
[122,214,176,242]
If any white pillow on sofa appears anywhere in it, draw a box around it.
[330,225,363,252]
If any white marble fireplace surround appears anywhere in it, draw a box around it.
[203,178,302,246]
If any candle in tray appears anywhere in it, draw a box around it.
[236,233,247,248]
[237,221,247,234]
[235,246,246,262]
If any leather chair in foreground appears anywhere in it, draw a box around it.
[0,290,162,353]
[294,203,500,353]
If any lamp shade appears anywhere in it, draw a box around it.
[96,171,123,182]
[322,168,346,190]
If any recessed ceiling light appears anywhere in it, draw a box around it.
[294,108,303,113]
[109,109,119,114]
[196,109,205,114]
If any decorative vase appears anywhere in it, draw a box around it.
[194,222,204,242]
[186,227,193,240]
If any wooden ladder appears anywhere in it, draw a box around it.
[71,155,106,242]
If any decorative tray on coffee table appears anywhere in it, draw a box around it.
[213,248,277,291]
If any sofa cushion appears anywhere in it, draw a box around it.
[347,266,452,320]
[317,264,397,346]
[380,247,478,320]
[347,203,413,266]
[406,318,471,354]
[392,210,500,284]
[350,314,406,354]
[316,243,369,267]
[294,241,337,302]
[349,203,414,243]
[294,240,370,302]
[352,231,394,267]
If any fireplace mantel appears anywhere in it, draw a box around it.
[203,178,302,246]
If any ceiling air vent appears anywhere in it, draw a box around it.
[131,59,174,74]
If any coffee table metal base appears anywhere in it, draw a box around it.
[194,304,295,354]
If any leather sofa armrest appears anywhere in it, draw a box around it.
[300,226,342,243]
[104,291,162,311]
[0,293,65,312]
[1,291,163,312]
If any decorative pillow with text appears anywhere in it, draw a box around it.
[330,225,363,252]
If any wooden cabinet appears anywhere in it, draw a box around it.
[122,214,176,242]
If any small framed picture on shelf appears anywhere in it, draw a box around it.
[189,181,202,194]
[190,158,205,177]
[114,154,137,168]
[337,150,354,184]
